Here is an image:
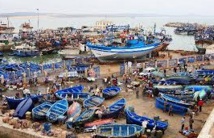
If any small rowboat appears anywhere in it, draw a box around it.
[14,97,34,119]
[155,98,188,115]
[46,99,69,123]
[32,102,52,120]
[6,94,42,109]
[184,85,212,92]
[161,94,192,107]
[94,124,143,138]
[72,108,96,128]
[100,98,126,119]
[125,107,168,131]
[83,96,105,108]
[55,85,84,98]
[102,86,121,99]
[66,102,82,129]
[55,92,90,103]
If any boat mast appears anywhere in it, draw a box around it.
[37,9,40,30]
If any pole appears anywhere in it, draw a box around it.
[37,9,40,30]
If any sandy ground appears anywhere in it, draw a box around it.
[1,74,214,138]
[0,51,213,138]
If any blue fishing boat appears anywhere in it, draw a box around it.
[55,85,84,99]
[55,92,90,103]
[161,94,192,107]
[32,102,52,120]
[11,44,40,57]
[6,94,42,109]
[184,85,212,92]
[125,107,168,131]
[94,124,143,138]
[100,98,126,119]
[102,86,121,99]
[46,99,69,123]
[72,108,96,128]
[155,98,188,115]
[83,96,105,108]
[66,102,82,129]
[87,38,160,62]
[153,80,183,92]
[165,76,193,85]
[14,97,34,119]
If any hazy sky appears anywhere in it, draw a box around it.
[0,0,213,15]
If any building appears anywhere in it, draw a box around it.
[95,20,113,30]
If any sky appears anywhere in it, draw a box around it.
[0,0,213,16]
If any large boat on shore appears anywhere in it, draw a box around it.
[87,37,160,62]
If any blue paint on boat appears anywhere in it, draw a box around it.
[32,102,52,120]
[72,108,96,128]
[6,94,42,109]
[83,96,105,108]
[46,99,69,123]
[125,107,168,131]
[155,98,188,115]
[161,94,192,107]
[95,124,143,138]
[102,86,121,99]
[101,98,126,119]
[14,97,34,119]
[55,85,84,99]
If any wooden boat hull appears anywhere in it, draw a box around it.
[102,86,121,99]
[100,98,126,119]
[14,98,33,119]
[6,94,42,109]
[66,102,82,129]
[161,94,192,107]
[83,96,105,108]
[46,99,69,123]
[125,107,168,131]
[32,102,52,120]
[95,124,143,138]
[155,98,187,115]
[72,108,96,128]
[84,118,114,128]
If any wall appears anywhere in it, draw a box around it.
[198,108,214,138]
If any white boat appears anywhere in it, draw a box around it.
[11,44,40,57]
[58,48,80,59]
[87,38,160,62]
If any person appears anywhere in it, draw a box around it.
[142,120,148,132]
[193,105,199,115]
[23,88,31,97]
[173,67,177,73]
[136,87,139,98]
[163,100,168,113]
[152,88,159,97]
[15,92,20,99]
[168,105,173,116]
[197,99,204,112]
[164,69,166,77]
[189,116,194,130]
[180,116,185,132]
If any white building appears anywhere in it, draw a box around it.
[95,20,113,30]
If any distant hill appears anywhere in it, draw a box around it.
[0,12,48,17]
[0,12,208,18]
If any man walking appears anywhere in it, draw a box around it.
[189,116,194,130]
[168,105,173,116]
[198,99,204,112]
[180,116,185,132]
